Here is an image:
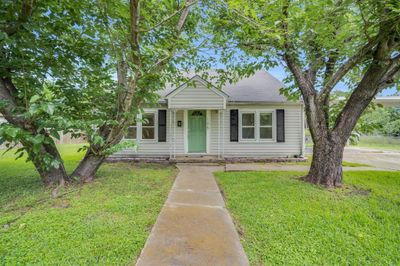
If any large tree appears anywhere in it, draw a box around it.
[0,0,113,185]
[210,0,400,187]
[1,0,206,185]
[71,0,204,181]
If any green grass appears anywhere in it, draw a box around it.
[281,156,370,167]
[351,135,400,151]
[0,144,176,265]
[216,171,400,265]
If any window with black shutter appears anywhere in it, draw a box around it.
[276,109,285,142]
[230,109,239,142]
[158,110,167,142]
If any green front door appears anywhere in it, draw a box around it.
[188,110,207,153]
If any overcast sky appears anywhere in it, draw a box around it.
[267,66,397,96]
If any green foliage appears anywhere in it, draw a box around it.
[352,135,400,151]
[0,0,116,169]
[2,0,224,176]
[208,0,400,124]
[0,123,61,170]
[77,139,137,156]
[216,170,400,265]
[0,144,176,264]
[360,107,400,136]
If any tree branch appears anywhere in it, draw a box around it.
[320,37,380,98]
[0,78,33,130]
[378,53,400,88]
[281,1,315,96]
[333,32,396,139]
[145,38,208,75]
[141,0,197,75]
[129,0,141,69]
[139,0,197,32]
[175,0,196,32]
[2,0,35,37]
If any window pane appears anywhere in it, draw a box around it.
[242,127,255,139]
[142,127,154,139]
[260,127,272,139]
[260,113,272,126]
[125,126,136,139]
[242,113,254,126]
[143,113,155,126]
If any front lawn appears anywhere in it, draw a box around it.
[0,145,176,265]
[215,171,400,265]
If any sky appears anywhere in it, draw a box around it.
[267,65,398,96]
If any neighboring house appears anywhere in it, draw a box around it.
[374,96,400,110]
[112,70,305,160]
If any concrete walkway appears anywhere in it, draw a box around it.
[136,165,249,266]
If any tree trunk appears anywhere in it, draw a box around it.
[71,149,105,182]
[303,138,345,188]
[300,92,348,188]
[1,77,69,186]
[22,140,70,186]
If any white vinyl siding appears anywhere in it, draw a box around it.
[112,108,184,157]
[167,80,226,109]
[112,104,303,158]
[210,104,303,157]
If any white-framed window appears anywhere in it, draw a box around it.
[239,110,275,141]
[241,112,256,140]
[142,112,156,140]
[125,121,137,140]
[259,112,273,139]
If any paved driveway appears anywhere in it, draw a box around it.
[342,147,400,170]
[306,147,400,171]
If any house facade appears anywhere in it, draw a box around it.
[112,70,305,160]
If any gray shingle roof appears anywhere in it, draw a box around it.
[221,70,287,102]
[158,70,289,103]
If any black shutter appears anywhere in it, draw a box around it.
[276,109,285,142]
[230,109,239,142]
[158,110,167,142]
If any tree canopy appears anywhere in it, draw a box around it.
[208,0,400,186]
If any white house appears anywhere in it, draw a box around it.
[112,70,305,161]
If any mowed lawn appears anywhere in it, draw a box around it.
[215,171,400,265]
[0,145,176,265]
